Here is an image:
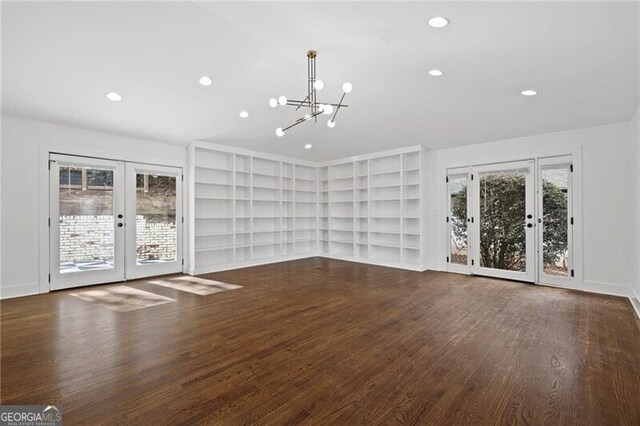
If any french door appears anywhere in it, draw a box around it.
[471,161,536,282]
[49,154,182,290]
[447,157,574,285]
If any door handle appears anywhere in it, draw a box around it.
[117,223,124,228]
[526,223,533,228]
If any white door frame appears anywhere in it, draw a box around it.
[49,154,126,290]
[470,160,536,283]
[445,153,581,288]
[125,162,183,279]
[49,154,184,291]
[536,155,574,287]
[446,167,472,275]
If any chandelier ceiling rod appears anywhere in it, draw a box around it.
[308,49,317,121]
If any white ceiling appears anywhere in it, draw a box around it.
[2,2,638,161]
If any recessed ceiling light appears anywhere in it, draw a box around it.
[521,89,538,96]
[305,144,312,149]
[428,16,449,28]
[106,92,122,102]
[199,76,213,86]
[239,111,249,118]
[429,69,444,77]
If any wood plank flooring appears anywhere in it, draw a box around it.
[2,258,639,425]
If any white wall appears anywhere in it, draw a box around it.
[631,5,640,308]
[630,107,640,304]
[425,121,635,297]
[0,115,187,298]
[628,5,640,310]
[2,114,638,300]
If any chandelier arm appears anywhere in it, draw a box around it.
[294,89,316,111]
[287,100,349,108]
[331,92,347,123]
[282,110,324,132]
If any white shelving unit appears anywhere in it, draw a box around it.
[189,142,318,274]
[189,142,425,274]
[294,164,318,255]
[318,166,329,255]
[328,162,355,258]
[319,146,425,271]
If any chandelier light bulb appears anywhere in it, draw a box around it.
[342,82,353,93]
[327,120,336,128]
[305,144,313,149]
[278,96,287,106]
[323,104,334,115]
[275,128,285,137]
[314,80,324,91]
[269,98,278,107]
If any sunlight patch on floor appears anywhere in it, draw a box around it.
[148,276,242,296]
[70,286,175,312]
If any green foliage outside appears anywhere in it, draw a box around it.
[451,175,568,272]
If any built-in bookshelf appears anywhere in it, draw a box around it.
[318,166,329,254]
[189,143,318,274]
[319,147,424,270]
[189,142,424,274]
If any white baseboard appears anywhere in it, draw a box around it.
[1,281,40,300]
[630,287,640,320]
[545,279,631,298]
[318,254,427,272]
[425,264,631,299]
[426,261,447,272]
[192,254,317,275]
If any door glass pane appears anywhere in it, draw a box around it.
[478,169,527,272]
[541,164,570,276]
[59,165,114,273]
[136,173,177,264]
[448,174,468,265]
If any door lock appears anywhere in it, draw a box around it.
[117,214,123,219]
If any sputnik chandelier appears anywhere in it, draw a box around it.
[269,50,352,137]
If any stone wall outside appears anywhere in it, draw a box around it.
[59,215,176,262]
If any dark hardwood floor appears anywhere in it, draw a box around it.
[2,258,640,425]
